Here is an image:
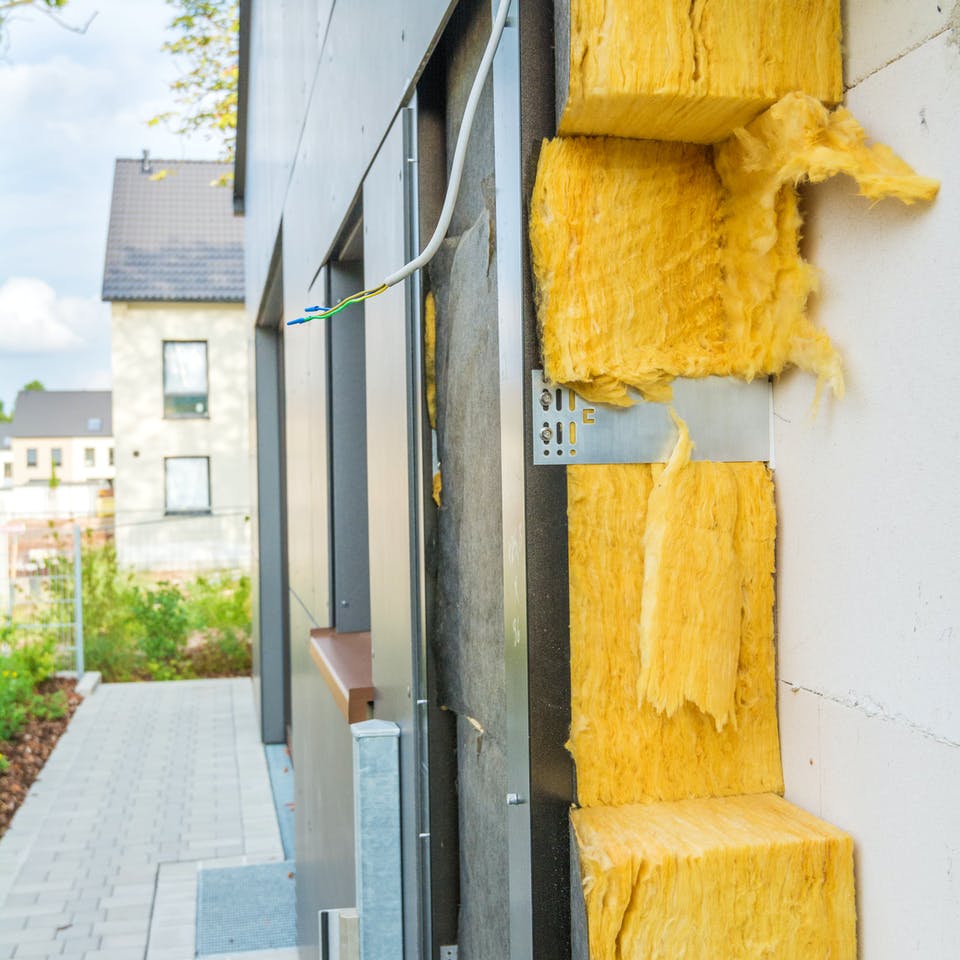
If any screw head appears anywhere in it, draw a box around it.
[540,426,553,443]
[539,388,553,410]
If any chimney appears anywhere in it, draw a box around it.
[141,149,152,174]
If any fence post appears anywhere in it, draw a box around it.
[73,523,84,677]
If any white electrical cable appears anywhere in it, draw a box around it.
[383,0,512,288]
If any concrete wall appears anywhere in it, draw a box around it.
[111,301,251,571]
[775,3,960,956]
[10,436,114,487]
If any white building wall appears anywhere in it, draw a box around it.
[111,301,251,571]
[10,436,114,487]
[775,4,960,956]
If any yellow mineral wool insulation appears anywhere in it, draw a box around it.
[531,97,939,404]
[531,136,725,404]
[715,92,941,398]
[567,462,782,806]
[638,416,741,731]
[432,470,442,508]
[557,0,842,143]
[424,291,437,430]
[571,793,856,960]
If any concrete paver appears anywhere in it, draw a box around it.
[0,680,289,960]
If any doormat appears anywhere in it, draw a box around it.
[195,860,297,955]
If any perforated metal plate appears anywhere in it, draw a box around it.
[531,370,772,465]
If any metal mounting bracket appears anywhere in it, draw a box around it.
[531,370,772,465]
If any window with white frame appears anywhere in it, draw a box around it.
[26,448,37,467]
[51,447,62,467]
[109,446,115,466]
[3,463,11,480]
[164,456,211,514]
[163,341,209,417]
[84,447,95,467]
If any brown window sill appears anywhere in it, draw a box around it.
[309,627,375,724]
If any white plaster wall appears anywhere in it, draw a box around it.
[111,302,251,571]
[775,6,960,957]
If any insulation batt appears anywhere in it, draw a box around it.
[572,793,856,960]
[531,94,939,404]
[639,416,741,731]
[559,0,842,143]
[567,459,781,806]
[424,290,438,430]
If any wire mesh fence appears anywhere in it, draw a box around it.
[1,501,250,676]
[2,521,84,674]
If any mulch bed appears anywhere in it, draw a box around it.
[0,678,83,839]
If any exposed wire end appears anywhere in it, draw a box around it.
[287,0,512,330]
[286,284,389,326]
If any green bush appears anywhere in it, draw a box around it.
[132,582,189,664]
[0,634,60,741]
[81,541,141,681]
[78,542,252,682]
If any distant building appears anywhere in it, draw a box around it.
[0,423,12,488]
[102,155,250,571]
[8,390,114,488]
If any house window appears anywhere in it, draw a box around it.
[51,448,62,467]
[85,447,96,467]
[26,448,37,467]
[3,463,11,480]
[164,341,208,417]
[87,417,102,432]
[164,457,211,514]
[109,446,115,466]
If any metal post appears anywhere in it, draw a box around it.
[73,523,84,677]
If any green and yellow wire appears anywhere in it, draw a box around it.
[287,283,388,325]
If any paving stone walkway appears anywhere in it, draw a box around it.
[0,679,296,960]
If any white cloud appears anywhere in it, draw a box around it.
[0,277,107,353]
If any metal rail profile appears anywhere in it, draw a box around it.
[531,371,773,465]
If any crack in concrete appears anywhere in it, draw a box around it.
[784,682,960,748]
[846,5,959,91]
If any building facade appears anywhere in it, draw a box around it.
[237,3,959,959]
[103,157,250,572]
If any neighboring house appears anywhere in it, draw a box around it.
[102,156,250,572]
[9,390,114,487]
[0,423,12,488]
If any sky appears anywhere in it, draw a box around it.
[0,0,224,415]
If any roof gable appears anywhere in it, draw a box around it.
[11,390,112,439]
[102,158,244,303]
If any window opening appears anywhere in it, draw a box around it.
[164,341,209,417]
[164,456,211,514]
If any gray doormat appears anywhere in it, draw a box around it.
[195,860,297,955]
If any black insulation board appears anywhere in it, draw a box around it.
[426,1,509,957]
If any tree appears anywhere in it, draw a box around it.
[150,0,239,170]
[0,1,95,45]
[0,401,10,422]
[22,380,44,392]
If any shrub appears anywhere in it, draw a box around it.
[0,634,59,740]
[132,582,189,664]
[81,541,141,681]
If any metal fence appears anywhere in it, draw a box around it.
[2,521,84,675]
